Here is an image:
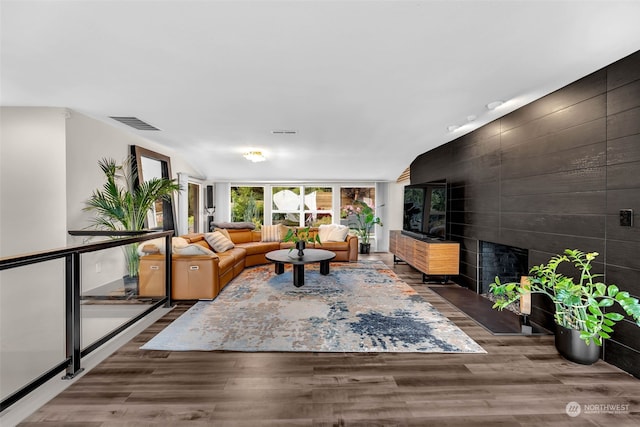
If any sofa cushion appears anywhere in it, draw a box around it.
[261,224,281,242]
[205,231,235,252]
[315,240,350,251]
[226,229,254,244]
[237,241,280,255]
[174,244,215,256]
[216,252,236,273]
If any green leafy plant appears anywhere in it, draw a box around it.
[341,201,383,245]
[84,157,181,277]
[490,249,640,346]
[282,226,321,246]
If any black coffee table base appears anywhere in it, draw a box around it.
[266,249,336,287]
[273,260,331,287]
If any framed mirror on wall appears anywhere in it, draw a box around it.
[131,145,176,231]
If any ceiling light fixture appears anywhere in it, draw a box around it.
[447,125,460,132]
[243,151,266,162]
[486,100,504,110]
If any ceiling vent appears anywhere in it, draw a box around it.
[110,116,160,131]
[271,130,297,135]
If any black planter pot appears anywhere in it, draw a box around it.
[295,241,305,258]
[555,324,601,365]
[123,275,139,296]
[359,243,371,254]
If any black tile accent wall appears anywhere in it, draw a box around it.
[409,50,640,377]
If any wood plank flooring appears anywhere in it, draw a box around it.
[20,254,640,426]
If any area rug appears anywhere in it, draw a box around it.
[141,261,485,353]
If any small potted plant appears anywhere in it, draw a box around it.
[490,249,640,364]
[282,226,321,258]
[342,201,383,254]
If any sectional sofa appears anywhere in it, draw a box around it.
[138,224,359,300]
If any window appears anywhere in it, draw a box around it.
[187,182,200,233]
[271,186,333,227]
[303,187,332,227]
[231,186,264,228]
[340,186,376,234]
[272,186,301,226]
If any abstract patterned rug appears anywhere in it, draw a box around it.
[141,261,485,353]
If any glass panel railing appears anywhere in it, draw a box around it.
[79,243,165,352]
[0,259,66,402]
[0,231,172,411]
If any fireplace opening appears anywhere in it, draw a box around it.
[479,241,529,295]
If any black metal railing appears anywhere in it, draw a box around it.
[0,230,173,412]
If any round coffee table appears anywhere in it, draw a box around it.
[265,249,336,287]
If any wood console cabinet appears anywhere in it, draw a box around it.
[389,230,459,280]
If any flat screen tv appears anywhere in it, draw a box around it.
[402,180,447,240]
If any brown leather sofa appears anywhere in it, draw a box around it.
[138,227,358,300]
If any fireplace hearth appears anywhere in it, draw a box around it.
[479,241,528,294]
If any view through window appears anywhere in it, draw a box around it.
[271,186,333,227]
[231,186,264,228]
[230,185,375,230]
[340,187,376,236]
[188,182,200,233]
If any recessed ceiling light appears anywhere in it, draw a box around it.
[486,101,504,110]
[243,151,266,162]
[467,115,477,122]
[447,125,460,132]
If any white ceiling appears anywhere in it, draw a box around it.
[2,1,640,182]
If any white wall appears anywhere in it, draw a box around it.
[387,180,406,231]
[0,107,68,398]
[1,107,68,255]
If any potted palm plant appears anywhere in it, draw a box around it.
[342,201,382,254]
[490,249,640,364]
[84,157,181,282]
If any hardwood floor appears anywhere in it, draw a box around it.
[20,254,640,426]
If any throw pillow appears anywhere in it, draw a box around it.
[327,224,349,242]
[137,236,188,256]
[139,244,160,255]
[317,224,335,242]
[214,228,232,240]
[317,224,349,242]
[174,244,215,256]
[204,231,235,252]
[261,224,281,242]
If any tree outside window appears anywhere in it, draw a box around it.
[231,186,264,228]
[188,182,200,233]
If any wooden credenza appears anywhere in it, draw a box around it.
[389,230,460,280]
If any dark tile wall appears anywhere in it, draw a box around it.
[410,50,640,377]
